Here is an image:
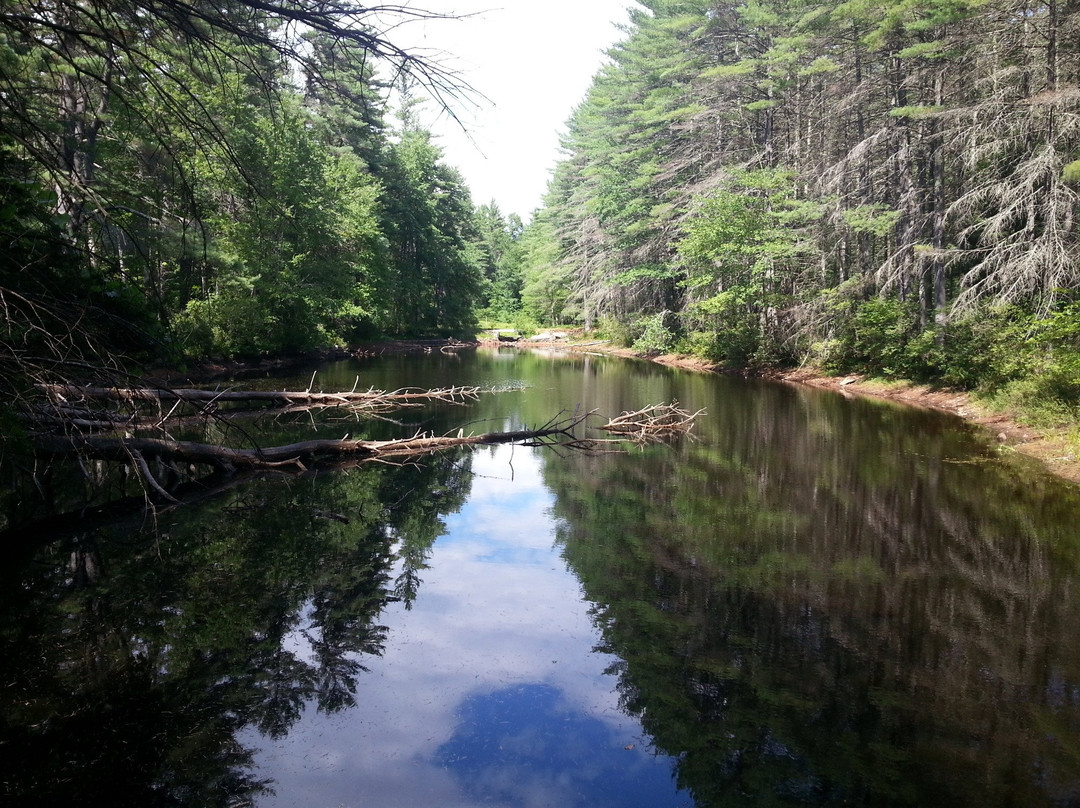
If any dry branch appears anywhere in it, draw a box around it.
[35,412,594,478]
[39,383,483,410]
[599,402,704,443]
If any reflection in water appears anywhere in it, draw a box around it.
[245,446,689,808]
[544,389,1080,806]
[436,683,688,808]
[0,453,472,807]
[3,349,1080,807]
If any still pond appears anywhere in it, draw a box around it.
[3,347,1080,807]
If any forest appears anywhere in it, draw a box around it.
[2,0,1080,433]
[522,0,1080,420]
[0,1,526,382]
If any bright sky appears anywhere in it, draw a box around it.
[390,2,638,219]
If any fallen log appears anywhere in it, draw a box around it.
[35,412,595,477]
[37,383,484,413]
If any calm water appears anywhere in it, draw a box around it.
[3,347,1080,807]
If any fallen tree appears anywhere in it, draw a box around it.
[19,375,702,507]
[34,381,483,417]
[36,413,594,473]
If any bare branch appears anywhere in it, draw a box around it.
[599,402,704,444]
[34,410,596,475]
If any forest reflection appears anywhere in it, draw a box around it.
[0,451,472,807]
[4,350,1080,807]
[545,392,1080,806]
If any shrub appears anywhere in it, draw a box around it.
[826,298,918,378]
[594,316,638,347]
[632,311,678,354]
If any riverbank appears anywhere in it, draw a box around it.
[534,337,1080,485]
[162,336,1080,484]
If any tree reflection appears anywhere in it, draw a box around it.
[0,451,472,806]
[544,394,1080,807]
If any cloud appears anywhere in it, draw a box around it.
[394,1,639,217]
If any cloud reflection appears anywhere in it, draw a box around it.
[248,446,687,807]
[436,682,683,808]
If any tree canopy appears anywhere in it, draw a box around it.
[517,0,1080,395]
[0,0,489,405]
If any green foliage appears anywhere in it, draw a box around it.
[825,298,920,378]
[686,297,763,366]
[518,213,574,327]
[993,301,1080,419]
[631,311,679,354]
[472,203,525,320]
[820,298,1080,414]
[520,0,1080,421]
[673,169,821,367]
[841,204,902,237]
[380,127,483,338]
[0,3,491,370]
[511,310,541,337]
[594,315,637,347]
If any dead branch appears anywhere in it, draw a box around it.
[34,411,595,481]
[27,384,491,436]
[599,402,704,443]
[39,383,483,410]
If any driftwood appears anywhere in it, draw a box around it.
[599,402,704,443]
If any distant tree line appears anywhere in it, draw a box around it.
[514,0,1080,411]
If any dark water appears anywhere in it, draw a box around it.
[3,347,1080,807]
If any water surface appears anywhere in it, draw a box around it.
[2,347,1079,807]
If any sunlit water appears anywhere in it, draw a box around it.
[3,347,1080,807]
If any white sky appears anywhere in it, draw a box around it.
[389,2,638,219]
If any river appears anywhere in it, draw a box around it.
[2,347,1080,807]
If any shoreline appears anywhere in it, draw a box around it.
[162,336,1080,485]
[544,339,1080,485]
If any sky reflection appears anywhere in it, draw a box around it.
[247,445,690,808]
